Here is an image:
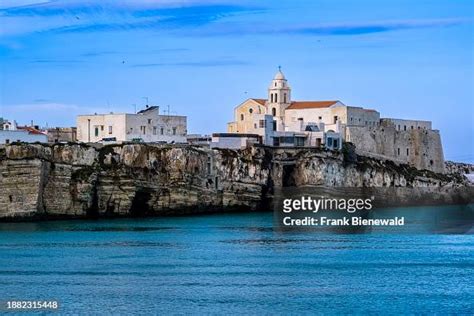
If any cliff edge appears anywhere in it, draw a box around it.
[0,143,472,220]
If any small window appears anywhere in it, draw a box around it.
[101,125,104,131]
[240,114,244,121]
[172,127,177,135]
[254,123,257,129]
[411,126,414,130]
[271,94,274,103]
[284,93,287,103]
[272,120,277,131]
[249,108,253,114]
[141,126,146,135]
[160,128,164,135]
[259,120,265,128]
[404,125,407,131]
[275,94,278,102]
[5,139,9,144]
[397,148,400,156]
[274,82,277,87]
[153,127,157,135]
[95,127,99,137]
[398,125,400,130]
[108,126,113,134]
[334,116,338,124]
[318,116,322,120]
[406,148,409,156]
[148,119,152,124]
[272,108,276,116]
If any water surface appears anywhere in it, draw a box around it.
[0,208,473,314]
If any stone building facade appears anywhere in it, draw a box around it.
[77,106,187,144]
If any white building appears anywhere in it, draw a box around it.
[0,120,47,144]
[76,106,187,144]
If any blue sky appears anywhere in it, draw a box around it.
[0,0,473,162]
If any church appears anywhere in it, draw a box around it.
[223,68,445,173]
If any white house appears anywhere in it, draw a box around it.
[0,120,48,144]
[76,106,187,144]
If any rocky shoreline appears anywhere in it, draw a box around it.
[0,143,472,221]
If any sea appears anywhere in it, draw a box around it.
[0,205,473,314]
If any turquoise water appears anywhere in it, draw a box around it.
[0,210,473,314]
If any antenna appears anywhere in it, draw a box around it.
[142,97,149,107]
[132,104,137,114]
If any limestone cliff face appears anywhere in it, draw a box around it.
[0,143,471,220]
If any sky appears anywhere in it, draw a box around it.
[0,0,473,162]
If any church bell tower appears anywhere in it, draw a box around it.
[268,66,291,119]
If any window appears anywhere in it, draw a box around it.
[153,127,157,135]
[318,116,322,120]
[254,123,257,129]
[397,148,400,156]
[333,139,338,148]
[284,93,287,103]
[398,125,400,130]
[249,108,253,114]
[411,126,414,130]
[406,148,409,156]
[172,127,177,135]
[275,94,278,102]
[275,82,277,87]
[350,117,353,122]
[108,126,113,134]
[101,125,104,131]
[140,126,146,135]
[148,119,152,124]
[272,108,276,116]
[272,120,277,131]
[160,128,164,135]
[327,137,333,147]
[334,116,338,124]
[271,94,274,103]
[95,127,99,137]
[5,139,9,144]
[259,120,265,128]
[240,114,244,121]
[404,125,407,131]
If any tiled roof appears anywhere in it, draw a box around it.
[250,98,267,105]
[286,101,339,109]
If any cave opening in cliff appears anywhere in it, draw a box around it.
[282,164,297,187]
[130,189,152,217]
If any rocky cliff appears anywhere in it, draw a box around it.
[0,143,472,220]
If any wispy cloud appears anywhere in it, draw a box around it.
[0,1,260,36]
[187,18,469,37]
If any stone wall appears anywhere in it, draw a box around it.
[346,124,445,173]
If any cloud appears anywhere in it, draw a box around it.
[0,1,259,36]
[186,18,469,37]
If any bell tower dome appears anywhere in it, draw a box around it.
[268,67,291,119]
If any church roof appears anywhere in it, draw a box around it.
[250,98,267,105]
[286,101,339,109]
[274,70,286,80]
